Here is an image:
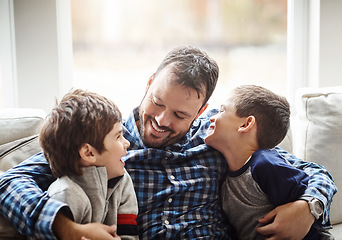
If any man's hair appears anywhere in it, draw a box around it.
[231,85,290,149]
[154,46,219,106]
[39,89,122,178]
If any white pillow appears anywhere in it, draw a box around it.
[0,108,46,145]
[293,86,342,225]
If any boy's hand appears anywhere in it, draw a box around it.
[256,200,315,239]
[78,224,121,240]
[53,212,121,240]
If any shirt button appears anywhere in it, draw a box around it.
[170,175,175,180]
[164,220,169,225]
[168,198,173,203]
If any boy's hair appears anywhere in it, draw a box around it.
[39,89,122,178]
[155,46,219,107]
[231,85,290,149]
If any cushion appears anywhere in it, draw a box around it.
[277,127,293,154]
[0,108,46,146]
[331,223,342,240]
[293,86,342,225]
[0,135,42,174]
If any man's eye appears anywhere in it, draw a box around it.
[174,113,185,120]
[152,98,163,107]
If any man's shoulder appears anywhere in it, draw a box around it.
[191,108,218,131]
[197,108,219,120]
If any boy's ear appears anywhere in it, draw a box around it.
[238,116,256,133]
[195,103,209,120]
[79,143,97,165]
[145,73,155,93]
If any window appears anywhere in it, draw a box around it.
[71,0,287,117]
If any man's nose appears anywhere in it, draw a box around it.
[155,110,172,127]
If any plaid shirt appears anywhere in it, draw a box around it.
[0,107,337,239]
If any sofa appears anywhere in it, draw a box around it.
[0,86,341,239]
[278,86,342,239]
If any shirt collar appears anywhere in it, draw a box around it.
[108,175,124,188]
[123,107,191,151]
[122,107,219,152]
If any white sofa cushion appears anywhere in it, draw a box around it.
[293,86,342,225]
[0,108,45,146]
[0,135,42,174]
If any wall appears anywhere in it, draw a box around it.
[0,0,73,113]
[319,0,342,87]
[14,0,59,112]
[286,0,342,106]
[0,0,17,108]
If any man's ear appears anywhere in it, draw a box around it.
[145,73,155,93]
[195,103,209,120]
[238,116,256,133]
[79,143,97,166]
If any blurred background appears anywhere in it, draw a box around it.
[71,0,287,117]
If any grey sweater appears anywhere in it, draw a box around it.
[48,166,138,239]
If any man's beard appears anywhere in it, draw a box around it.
[139,114,183,149]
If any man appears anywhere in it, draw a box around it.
[0,46,336,239]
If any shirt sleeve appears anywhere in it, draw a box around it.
[0,152,67,240]
[251,151,309,206]
[275,147,337,228]
[116,172,139,240]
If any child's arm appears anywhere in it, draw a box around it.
[251,151,310,206]
[255,148,336,239]
[251,149,317,239]
[276,147,337,227]
[116,172,139,240]
[53,213,121,240]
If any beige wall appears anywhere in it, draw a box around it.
[319,0,342,87]
[0,0,73,112]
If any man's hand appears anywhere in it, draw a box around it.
[53,212,120,240]
[256,200,315,240]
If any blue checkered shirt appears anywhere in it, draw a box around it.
[0,107,337,239]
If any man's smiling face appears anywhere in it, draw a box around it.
[138,67,205,148]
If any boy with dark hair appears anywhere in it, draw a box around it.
[40,89,138,240]
[205,85,325,240]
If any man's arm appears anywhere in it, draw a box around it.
[276,147,337,226]
[256,148,337,239]
[0,152,124,240]
[0,152,66,238]
[257,200,315,239]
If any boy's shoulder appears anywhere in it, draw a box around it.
[250,149,287,168]
[48,175,88,200]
